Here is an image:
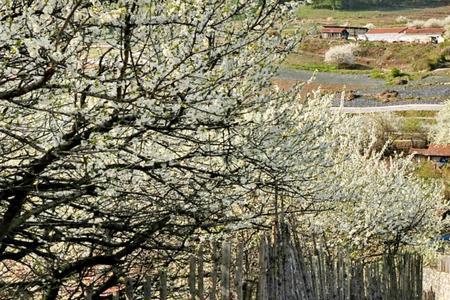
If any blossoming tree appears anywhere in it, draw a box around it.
[0,0,301,298]
[0,0,445,299]
[431,100,450,144]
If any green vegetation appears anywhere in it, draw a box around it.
[395,111,437,118]
[399,117,426,133]
[296,3,450,27]
[416,160,444,179]
[416,161,450,199]
[426,47,450,70]
[286,62,371,74]
[285,38,449,81]
[369,68,421,85]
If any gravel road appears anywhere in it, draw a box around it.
[276,68,450,108]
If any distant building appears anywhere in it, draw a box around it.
[410,144,450,167]
[365,28,407,42]
[365,27,445,43]
[320,27,349,39]
[320,25,368,40]
[401,27,445,44]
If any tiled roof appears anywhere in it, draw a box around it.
[410,144,450,157]
[321,27,346,33]
[405,27,445,35]
[323,25,368,30]
[367,28,407,34]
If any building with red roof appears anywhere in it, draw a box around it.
[364,27,445,43]
[320,25,369,40]
[402,27,446,43]
[410,144,450,166]
[320,27,350,39]
[365,28,407,42]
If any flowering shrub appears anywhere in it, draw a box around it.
[396,16,409,24]
[324,44,359,67]
[431,100,450,143]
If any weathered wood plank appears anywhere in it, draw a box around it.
[221,242,231,300]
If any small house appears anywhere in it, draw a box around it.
[365,28,407,42]
[320,27,349,40]
[410,144,450,167]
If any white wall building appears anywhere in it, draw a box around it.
[365,27,445,43]
[400,27,445,43]
[365,28,407,42]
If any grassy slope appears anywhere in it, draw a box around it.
[284,38,450,73]
[297,5,450,27]
[285,4,450,74]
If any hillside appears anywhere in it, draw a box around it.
[307,0,450,12]
[296,3,450,27]
[284,38,450,73]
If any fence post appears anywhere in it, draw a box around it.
[236,242,244,300]
[210,242,218,300]
[221,242,231,300]
[160,270,167,300]
[257,238,267,300]
[143,276,152,300]
[125,277,134,300]
[189,255,197,300]
[198,244,205,300]
[85,286,93,300]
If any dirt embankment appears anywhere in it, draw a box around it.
[288,38,450,72]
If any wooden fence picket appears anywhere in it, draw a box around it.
[88,229,427,300]
[189,255,196,300]
[209,241,218,300]
[235,242,244,300]
[160,270,167,300]
[143,276,152,300]
[125,277,134,300]
[220,242,231,300]
[198,245,204,300]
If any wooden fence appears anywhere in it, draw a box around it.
[435,255,450,273]
[87,230,432,300]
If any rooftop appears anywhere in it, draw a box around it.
[367,28,407,34]
[321,27,347,34]
[410,144,450,157]
[323,25,368,30]
[405,27,445,35]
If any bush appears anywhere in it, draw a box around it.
[389,67,403,78]
[370,69,385,79]
[324,44,358,67]
[424,18,443,28]
[416,160,442,180]
[445,25,450,39]
[407,20,425,28]
[396,16,409,24]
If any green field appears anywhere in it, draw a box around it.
[296,4,450,27]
